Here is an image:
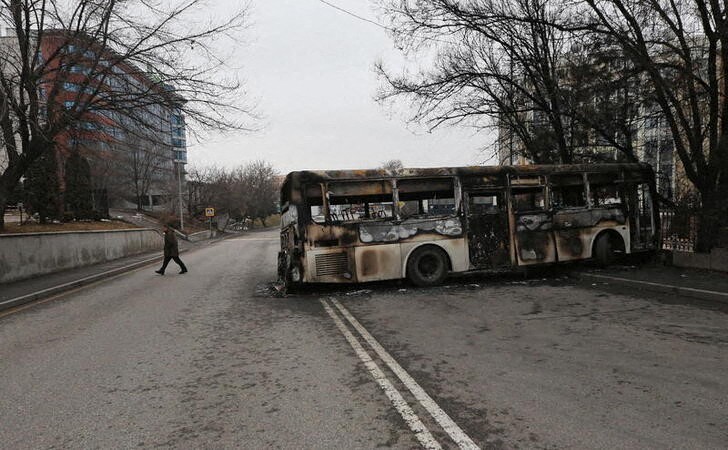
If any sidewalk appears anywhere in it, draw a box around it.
[0,235,215,312]
[579,263,728,304]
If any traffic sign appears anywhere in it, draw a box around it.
[205,207,215,217]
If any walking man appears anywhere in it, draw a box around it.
[155,224,188,275]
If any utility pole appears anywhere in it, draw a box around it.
[176,160,184,231]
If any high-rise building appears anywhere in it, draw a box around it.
[0,27,188,212]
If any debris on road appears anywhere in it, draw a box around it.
[345,289,372,296]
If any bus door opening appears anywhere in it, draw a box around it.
[466,190,510,269]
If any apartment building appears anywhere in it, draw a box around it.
[0,27,187,212]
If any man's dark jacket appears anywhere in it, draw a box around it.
[164,229,179,257]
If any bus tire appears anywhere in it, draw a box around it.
[406,246,449,287]
[594,233,616,267]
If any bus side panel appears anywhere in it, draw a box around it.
[400,238,469,275]
[354,244,403,283]
[585,225,631,257]
[512,212,558,266]
[304,247,356,283]
[552,208,628,261]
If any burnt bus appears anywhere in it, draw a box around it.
[278,164,659,287]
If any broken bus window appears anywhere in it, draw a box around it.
[469,192,503,215]
[397,178,456,217]
[512,186,546,211]
[551,174,587,209]
[327,180,394,222]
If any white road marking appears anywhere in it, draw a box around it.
[331,298,480,450]
[320,299,442,450]
[583,273,728,301]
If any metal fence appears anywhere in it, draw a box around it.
[660,204,698,252]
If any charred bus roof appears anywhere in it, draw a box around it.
[282,163,653,188]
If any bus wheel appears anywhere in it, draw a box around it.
[407,246,449,287]
[594,233,616,267]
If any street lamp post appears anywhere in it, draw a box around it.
[176,160,184,231]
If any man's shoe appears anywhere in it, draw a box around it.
[155,270,164,275]
[179,269,188,274]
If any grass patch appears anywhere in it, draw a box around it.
[1,220,139,234]
[251,214,280,228]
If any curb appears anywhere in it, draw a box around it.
[580,272,728,304]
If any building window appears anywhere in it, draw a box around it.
[79,121,99,130]
[70,65,92,75]
[174,150,187,162]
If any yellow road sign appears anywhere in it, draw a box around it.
[205,207,215,217]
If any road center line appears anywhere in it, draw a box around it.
[320,299,442,450]
[330,298,480,450]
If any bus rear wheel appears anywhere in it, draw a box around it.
[406,246,449,287]
[594,233,617,267]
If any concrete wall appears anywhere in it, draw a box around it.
[672,248,728,272]
[0,228,162,284]
[187,229,218,242]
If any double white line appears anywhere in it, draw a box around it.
[321,298,479,450]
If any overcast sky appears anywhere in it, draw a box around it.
[188,0,494,173]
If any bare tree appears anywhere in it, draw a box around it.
[187,160,278,228]
[240,160,278,226]
[186,165,219,216]
[375,0,650,165]
[376,0,581,163]
[120,138,170,211]
[379,159,404,170]
[0,0,255,230]
[582,0,728,250]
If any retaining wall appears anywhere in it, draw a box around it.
[672,248,728,272]
[0,228,162,284]
[187,229,218,242]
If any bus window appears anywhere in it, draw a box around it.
[551,174,586,209]
[588,173,623,208]
[469,193,502,215]
[512,186,546,211]
[589,173,622,207]
[305,184,326,223]
[397,178,456,217]
[591,185,622,207]
[327,180,394,222]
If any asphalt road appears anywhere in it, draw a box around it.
[1,229,726,449]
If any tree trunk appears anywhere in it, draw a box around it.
[0,186,6,232]
[695,190,722,252]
